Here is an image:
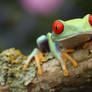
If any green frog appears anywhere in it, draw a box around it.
[23,14,92,76]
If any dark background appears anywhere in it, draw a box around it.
[0,0,92,55]
[0,0,92,92]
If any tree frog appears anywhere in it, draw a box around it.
[23,14,92,76]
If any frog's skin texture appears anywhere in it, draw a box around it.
[23,14,92,76]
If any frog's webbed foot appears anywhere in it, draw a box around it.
[61,49,78,76]
[83,41,92,49]
[22,48,46,75]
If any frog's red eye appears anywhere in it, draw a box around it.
[52,21,64,34]
[88,15,92,26]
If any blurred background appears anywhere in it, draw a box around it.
[0,0,92,92]
[0,0,92,55]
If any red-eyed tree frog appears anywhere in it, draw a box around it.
[23,14,92,76]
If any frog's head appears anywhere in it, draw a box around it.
[51,14,92,42]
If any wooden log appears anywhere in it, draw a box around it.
[28,45,92,92]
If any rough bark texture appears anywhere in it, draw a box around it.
[29,45,92,92]
[1,46,92,92]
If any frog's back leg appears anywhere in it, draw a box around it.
[23,35,49,75]
[37,35,50,52]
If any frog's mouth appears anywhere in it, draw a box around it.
[53,31,92,42]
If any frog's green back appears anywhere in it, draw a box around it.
[65,14,91,31]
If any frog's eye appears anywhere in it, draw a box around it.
[89,15,92,26]
[52,21,64,34]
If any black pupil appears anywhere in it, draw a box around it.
[56,25,58,30]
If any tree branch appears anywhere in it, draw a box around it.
[28,45,92,92]
[0,46,92,92]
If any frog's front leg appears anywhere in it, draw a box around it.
[47,33,69,76]
[23,35,48,75]
[47,33,78,76]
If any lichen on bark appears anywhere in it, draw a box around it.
[0,48,36,92]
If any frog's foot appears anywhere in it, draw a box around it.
[62,49,78,67]
[83,41,92,49]
[22,48,46,75]
[64,69,69,76]
[62,55,69,76]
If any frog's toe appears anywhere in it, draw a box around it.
[22,63,29,70]
[83,41,92,49]
[35,49,47,75]
[38,67,43,75]
[64,69,69,76]
[73,62,78,67]
[41,56,47,62]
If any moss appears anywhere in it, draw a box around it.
[0,48,36,92]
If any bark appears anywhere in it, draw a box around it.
[1,46,92,92]
[0,85,10,92]
[28,45,92,92]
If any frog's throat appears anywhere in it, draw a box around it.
[52,31,92,42]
